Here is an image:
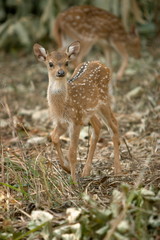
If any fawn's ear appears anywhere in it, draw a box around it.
[33,43,47,62]
[66,41,80,60]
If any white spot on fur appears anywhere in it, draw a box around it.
[76,15,81,19]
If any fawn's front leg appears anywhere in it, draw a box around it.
[51,124,70,173]
[68,124,81,182]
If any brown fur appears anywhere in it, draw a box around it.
[33,41,121,182]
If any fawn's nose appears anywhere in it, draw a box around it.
[56,69,65,77]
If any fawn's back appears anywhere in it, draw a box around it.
[66,61,110,123]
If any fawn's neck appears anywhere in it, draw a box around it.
[47,74,68,120]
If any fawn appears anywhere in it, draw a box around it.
[54,5,141,80]
[33,41,121,182]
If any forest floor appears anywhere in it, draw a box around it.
[0,38,160,239]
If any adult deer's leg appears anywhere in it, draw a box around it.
[51,124,70,173]
[99,41,112,70]
[73,41,94,67]
[99,105,121,174]
[101,43,115,93]
[68,124,81,182]
[111,40,128,80]
[82,115,101,177]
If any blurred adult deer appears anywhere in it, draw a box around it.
[54,5,141,80]
[33,41,121,182]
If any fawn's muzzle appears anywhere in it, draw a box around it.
[56,69,65,77]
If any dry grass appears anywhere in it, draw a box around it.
[0,40,160,239]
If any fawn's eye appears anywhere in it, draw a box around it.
[65,61,69,67]
[49,62,54,68]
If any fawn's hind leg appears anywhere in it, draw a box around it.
[99,105,121,174]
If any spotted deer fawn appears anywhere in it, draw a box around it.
[54,5,141,80]
[33,41,121,182]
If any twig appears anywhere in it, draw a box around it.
[104,206,127,240]
[3,97,16,138]
[122,137,132,159]
[1,144,5,182]
[86,124,91,159]
[134,155,152,189]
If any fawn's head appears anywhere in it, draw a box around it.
[127,26,141,59]
[33,41,80,79]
